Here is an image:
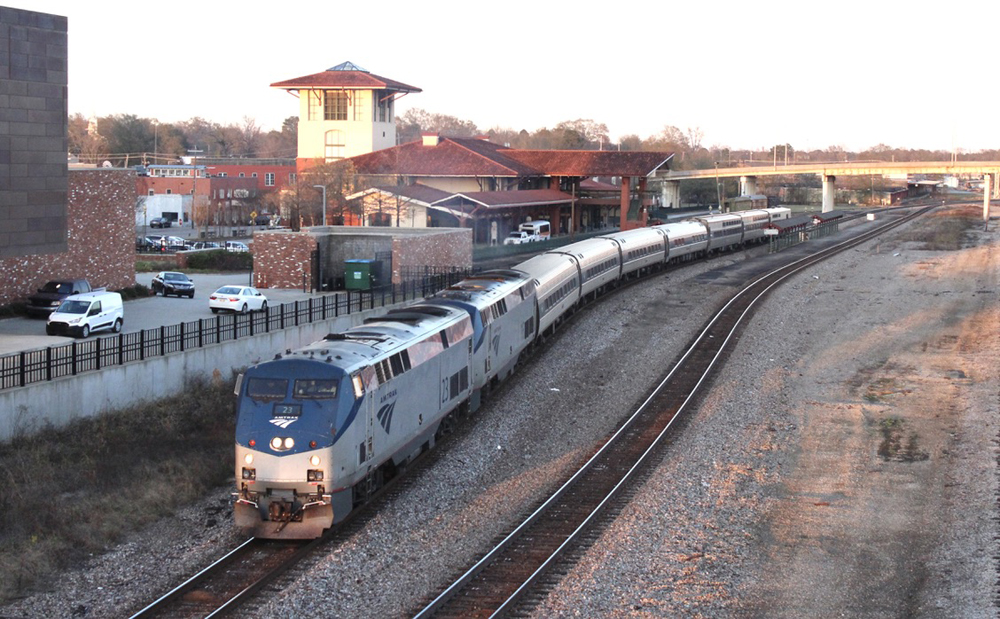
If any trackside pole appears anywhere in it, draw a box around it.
[984,173,992,231]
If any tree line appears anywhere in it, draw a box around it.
[71,107,1000,171]
[76,108,997,226]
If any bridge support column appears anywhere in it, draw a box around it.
[822,175,836,212]
[739,175,758,197]
[661,181,681,209]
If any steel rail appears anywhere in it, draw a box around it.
[413,206,933,618]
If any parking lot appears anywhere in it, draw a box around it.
[0,272,326,355]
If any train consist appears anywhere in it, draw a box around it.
[233,207,792,538]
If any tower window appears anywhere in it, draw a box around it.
[325,91,349,121]
[325,130,344,162]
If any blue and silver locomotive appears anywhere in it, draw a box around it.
[234,303,475,538]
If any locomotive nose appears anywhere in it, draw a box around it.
[268,499,294,521]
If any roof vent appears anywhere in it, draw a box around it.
[328,61,368,73]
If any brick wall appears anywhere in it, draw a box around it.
[0,7,69,259]
[392,229,472,284]
[0,169,137,305]
[252,230,316,289]
[250,227,472,291]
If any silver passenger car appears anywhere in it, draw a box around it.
[693,213,744,252]
[514,252,580,337]
[654,220,710,262]
[598,227,668,278]
[548,237,622,301]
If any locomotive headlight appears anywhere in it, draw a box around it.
[283,437,295,450]
[309,455,321,466]
[244,453,254,465]
[270,437,283,450]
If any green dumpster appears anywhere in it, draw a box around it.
[344,259,375,291]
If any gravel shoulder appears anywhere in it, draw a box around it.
[2,205,995,619]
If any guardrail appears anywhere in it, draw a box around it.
[0,272,470,391]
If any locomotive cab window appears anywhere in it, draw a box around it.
[293,379,338,399]
[246,378,288,401]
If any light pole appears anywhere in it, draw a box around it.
[714,161,722,212]
[153,121,158,163]
[313,185,327,226]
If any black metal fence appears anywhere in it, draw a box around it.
[0,271,470,392]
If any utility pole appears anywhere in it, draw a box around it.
[313,185,327,226]
[188,147,203,232]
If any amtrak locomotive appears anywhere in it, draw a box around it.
[233,207,792,538]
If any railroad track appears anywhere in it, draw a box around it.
[128,207,929,618]
[126,537,314,619]
[410,206,934,618]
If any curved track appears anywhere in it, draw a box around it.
[411,207,934,618]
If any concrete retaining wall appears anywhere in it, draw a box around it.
[0,301,407,441]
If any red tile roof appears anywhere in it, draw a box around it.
[271,70,421,93]
[369,183,452,204]
[437,189,576,209]
[505,150,673,177]
[348,137,672,179]
[348,138,543,177]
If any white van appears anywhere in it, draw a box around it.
[503,220,551,245]
[46,291,123,338]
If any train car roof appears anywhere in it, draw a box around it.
[514,252,579,287]
[270,303,466,371]
[597,227,667,244]
[547,236,620,259]
[431,270,529,306]
[652,219,709,235]
[694,212,742,222]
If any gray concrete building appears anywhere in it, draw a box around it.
[0,6,68,258]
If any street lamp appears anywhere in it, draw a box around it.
[313,185,327,226]
[714,161,722,212]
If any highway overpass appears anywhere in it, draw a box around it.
[655,160,1000,220]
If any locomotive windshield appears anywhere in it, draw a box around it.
[293,379,338,399]
[246,377,288,401]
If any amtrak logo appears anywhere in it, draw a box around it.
[491,332,501,356]
[377,402,396,434]
[270,418,297,429]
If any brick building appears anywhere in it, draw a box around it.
[0,169,137,305]
[0,7,68,259]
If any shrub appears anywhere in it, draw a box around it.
[185,250,253,271]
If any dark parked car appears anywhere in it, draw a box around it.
[136,236,157,252]
[151,271,195,298]
[253,214,271,226]
[149,217,170,228]
[26,278,94,317]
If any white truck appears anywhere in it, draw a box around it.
[503,220,551,245]
[46,291,123,338]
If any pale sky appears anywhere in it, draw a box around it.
[7,0,1000,153]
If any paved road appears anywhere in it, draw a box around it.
[0,272,325,355]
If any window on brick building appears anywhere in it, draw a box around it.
[265,173,275,187]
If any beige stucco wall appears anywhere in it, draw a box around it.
[412,177,487,193]
[297,89,396,160]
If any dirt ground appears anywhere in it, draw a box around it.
[738,206,999,616]
[531,204,999,618]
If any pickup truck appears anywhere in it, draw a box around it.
[26,279,96,317]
